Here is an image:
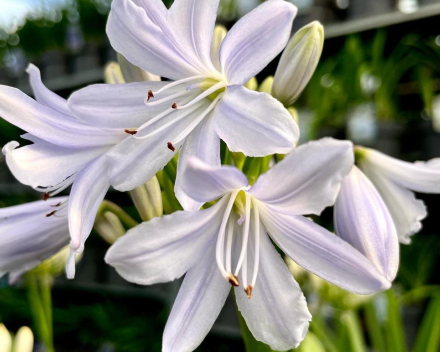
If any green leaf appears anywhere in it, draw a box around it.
[365,301,387,352]
[412,294,440,352]
[340,310,367,352]
[385,290,407,352]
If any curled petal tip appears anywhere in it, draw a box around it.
[228,274,240,287]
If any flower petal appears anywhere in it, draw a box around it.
[105,196,228,285]
[68,156,110,273]
[361,148,440,193]
[334,166,399,282]
[178,156,248,206]
[235,225,311,351]
[118,53,161,83]
[250,138,353,216]
[26,64,72,117]
[0,86,124,148]
[107,0,202,80]
[167,0,219,73]
[175,114,221,211]
[213,86,299,156]
[3,140,109,189]
[163,242,230,352]
[219,0,297,85]
[106,100,210,191]
[0,197,69,279]
[362,168,427,244]
[258,203,391,294]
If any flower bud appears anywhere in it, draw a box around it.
[0,324,12,351]
[258,76,274,94]
[94,211,126,245]
[117,53,161,83]
[13,326,34,352]
[104,62,125,84]
[211,25,227,70]
[130,176,163,221]
[244,77,258,91]
[272,21,324,106]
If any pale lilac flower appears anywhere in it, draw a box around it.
[334,166,399,282]
[68,0,300,211]
[106,138,390,351]
[0,196,69,283]
[0,65,127,277]
[357,147,440,244]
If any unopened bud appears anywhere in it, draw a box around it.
[288,107,299,123]
[94,211,126,245]
[117,53,161,82]
[13,326,34,352]
[258,76,274,94]
[104,62,125,84]
[272,21,324,106]
[244,77,258,91]
[130,176,163,221]
[211,25,228,70]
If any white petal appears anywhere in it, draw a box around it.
[235,226,311,350]
[178,156,248,205]
[219,0,297,85]
[334,166,399,282]
[362,168,427,244]
[175,114,221,211]
[117,53,161,83]
[163,243,230,352]
[26,64,72,117]
[68,81,181,128]
[107,100,210,191]
[250,138,353,216]
[361,148,440,193]
[0,86,124,148]
[107,0,202,80]
[3,140,109,189]
[213,86,299,156]
[167,0,219,73]
[0,197,69,278]
[105,196,228,285]
[258,203,391,294]
[68,156,110,258]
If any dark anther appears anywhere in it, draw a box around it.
[167,142,176,152]
[43,193,50,201]
[172,103,178,109]
[228,274,240,287]
[147,90,154,101]
[125,129,138,135]
[50,202,62,207]
[46,211,57,217]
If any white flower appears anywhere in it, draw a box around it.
[68,0,301,211]
[105,138,390,352]
[0,64,127,278]
[334,166,399,282]
[357,147,440,244]
[0,197,69,283]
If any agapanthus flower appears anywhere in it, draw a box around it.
[334,166,399,283]
[0,65,126,277]
[106,138,390,351]
[0,196,70,283]
[68,0,300,210]
[356,147,440,244]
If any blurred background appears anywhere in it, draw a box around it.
[0,0,440,351]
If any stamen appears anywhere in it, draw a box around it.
[125,129,137,135]
[147,90,154,101]
[167,142,175,152]
[225,219,235,273]
[46,210,56,217]
[215,190,240,283]
[172,103,178,109]
[241,249,248,291]
[50,202,62,207]
[250,203,261,288]
[145,90,188,106]
[228,274,240,287]
[169,93,223,147]
[234,192,251,276]
[43,192,49,201]
[175,81,226,110]
[151,75,210,96]
[245,285,253,299]
[36,175,76,197]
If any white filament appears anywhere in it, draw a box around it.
[151,75,209,95]
[215,190,240,279]
[144,90,188,106]
[225,219,235,273]
[175,81,226,110]
[250,203,260,288]
[234,192,251,276]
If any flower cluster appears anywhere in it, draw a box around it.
[0,0,439,351]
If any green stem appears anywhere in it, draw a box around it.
[99,200,138,229]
